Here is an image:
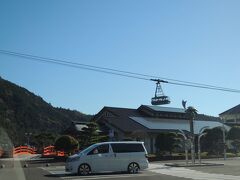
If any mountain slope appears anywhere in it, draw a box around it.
[0,77,91,145]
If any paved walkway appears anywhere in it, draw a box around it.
[148,163,240,180]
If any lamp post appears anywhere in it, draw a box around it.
[197,126,209,164]
[198,132,207,164]
[25,133,32,147]
[221,125,227,160]
[178,129,189,165]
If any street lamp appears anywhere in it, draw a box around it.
[177,129,189,165]
[220,125,227,160]
[198,126,209,164]
[25,133,32,147]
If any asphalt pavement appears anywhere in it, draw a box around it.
[2,157,240,180]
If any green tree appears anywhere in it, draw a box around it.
[54,135,79,154]
[155,132,179,154]
[227,126,240,153]
[201,127,223,155]
[32,133,56,152]
[231,140,240,153]
[79,122,107,149]
[227,126,240,140]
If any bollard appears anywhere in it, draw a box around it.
[46,163,50,167]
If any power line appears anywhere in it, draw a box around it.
[0,50,149,81]
[0,49,235,91]
[0,49,240,93]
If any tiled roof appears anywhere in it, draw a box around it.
[130,116,228,134]
[141,105,185,113]
[219,104,240,115]
[196,114,221,122]
[97,107,148,133]
[94,105,221,133]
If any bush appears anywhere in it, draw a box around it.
[55,135,79,154]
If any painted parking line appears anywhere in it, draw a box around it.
[148,163,240,180]
[40,166,70,176]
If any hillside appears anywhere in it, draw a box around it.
[0,77,92,145]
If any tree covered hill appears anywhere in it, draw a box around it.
[0,77,92,145]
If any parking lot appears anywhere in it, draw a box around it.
[2,158,240,180]
[39,164,189,180]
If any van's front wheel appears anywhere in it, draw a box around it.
[78,164,91,176]
[128,162,139,174]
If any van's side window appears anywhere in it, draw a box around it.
[111,143,144,153]
[88,144,109,155]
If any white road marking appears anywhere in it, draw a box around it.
[148,163,240,180]
[41,164,240,180]
[40,166,68,175]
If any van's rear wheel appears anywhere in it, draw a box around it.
[78,164,91,176]
[128,162,139,174]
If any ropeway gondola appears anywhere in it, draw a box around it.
[151,79,170,105]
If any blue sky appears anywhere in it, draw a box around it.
[0,0,240,116]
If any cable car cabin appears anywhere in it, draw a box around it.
[151,96,170,105]
[150,79,171,105]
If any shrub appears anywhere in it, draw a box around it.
[54,135,79,154]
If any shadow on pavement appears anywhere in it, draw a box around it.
[44,171,142,178]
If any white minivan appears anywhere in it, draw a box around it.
[65,141,149,175]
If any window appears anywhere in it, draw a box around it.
[111,143,144,153]
[88,144,109,155]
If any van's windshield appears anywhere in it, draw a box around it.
[78,144,98,155]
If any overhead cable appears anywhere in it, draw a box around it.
[0,49,240,93]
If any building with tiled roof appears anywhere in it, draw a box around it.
[93,105,226,153]
[219,104,240,126]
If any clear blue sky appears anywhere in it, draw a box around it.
[0,0,240,116]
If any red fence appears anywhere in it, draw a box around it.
[43,145,65,157]
[13,146,37,157]
[11,145,65,158]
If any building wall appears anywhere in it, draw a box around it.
[104,124,157,153]
[220,114,240,125]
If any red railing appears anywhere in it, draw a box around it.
[43,145,65,157]
[12,145,66,157]
[13,146,37,157]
